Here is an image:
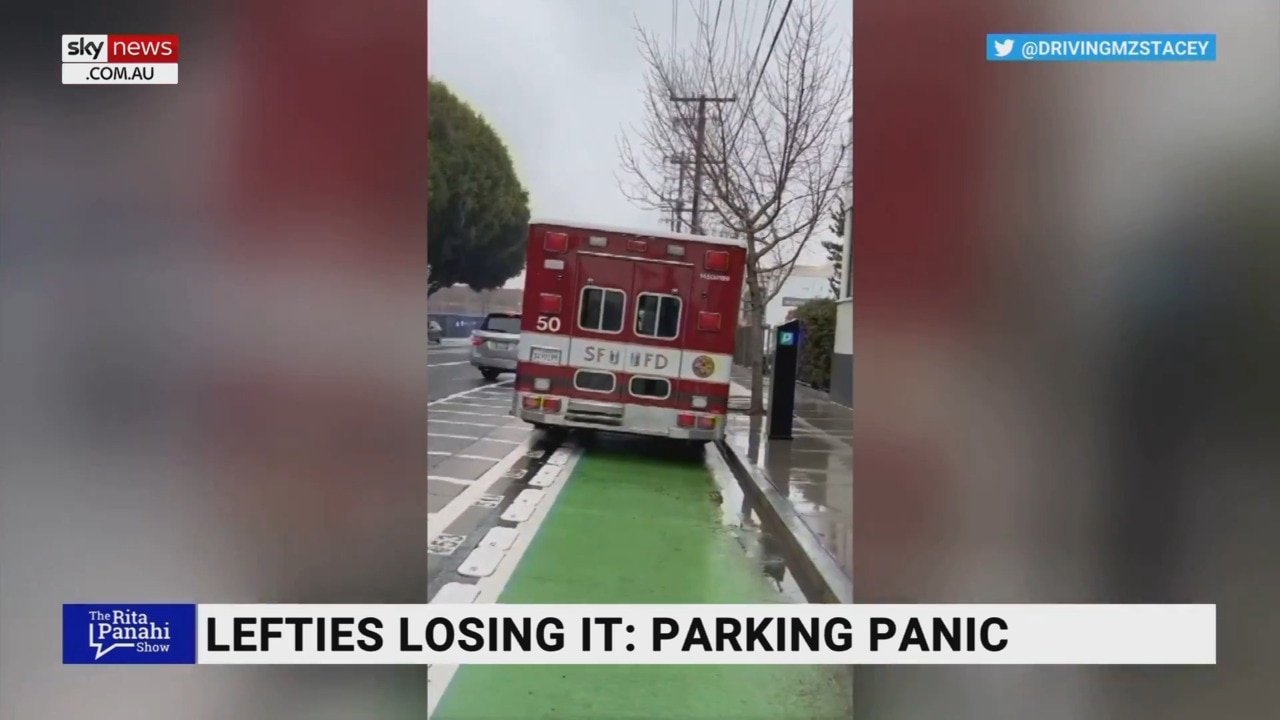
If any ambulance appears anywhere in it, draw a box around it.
[513,219,747,443]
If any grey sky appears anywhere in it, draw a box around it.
[428,0,852,288]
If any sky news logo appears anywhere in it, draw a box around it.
[62,34,180,85]
[62,604,197,664]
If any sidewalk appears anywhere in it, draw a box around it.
[721,367,853,602]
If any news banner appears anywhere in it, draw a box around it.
[62,34,179,85]
[63,604,1216,665]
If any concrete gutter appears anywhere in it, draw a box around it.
[715,440,854,605]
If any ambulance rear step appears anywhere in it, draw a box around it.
[565,399,624,427]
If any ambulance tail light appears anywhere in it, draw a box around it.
[696,311,722,332]
[691,395,708,409]
[705,250,729,272]
[533,378,551,392]
[696,415,717,430]
[544,232,569,253]
[538,293,562,314]
[542,397,562,413]
[522,395,541,410]
[677,413,696,428]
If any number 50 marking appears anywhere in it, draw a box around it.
[536,316,561,332]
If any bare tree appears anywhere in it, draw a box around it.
[618,0,852,414]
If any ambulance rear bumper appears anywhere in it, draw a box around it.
[517,407,724,442]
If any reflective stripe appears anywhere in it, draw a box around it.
[517,332,733,384]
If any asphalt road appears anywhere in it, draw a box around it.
[427,339,549,598]
[428,340,493,403]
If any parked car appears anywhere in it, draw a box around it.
[428,320,443,344]
[470,312,521,381]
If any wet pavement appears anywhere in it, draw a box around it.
[724,368,853,592]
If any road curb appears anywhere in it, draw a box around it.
[715,440,853,605]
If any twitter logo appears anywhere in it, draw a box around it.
[993,38,1014,57]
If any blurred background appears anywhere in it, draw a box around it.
[854,0,1279,718]
[0,0,427,717]
[2,0,1277,718]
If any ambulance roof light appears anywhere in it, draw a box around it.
[544,232,569,253]
[705,250,729,271]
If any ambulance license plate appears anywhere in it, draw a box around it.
[530,347,561,364]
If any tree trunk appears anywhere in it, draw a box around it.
[744,275,768,416]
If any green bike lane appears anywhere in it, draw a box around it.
[431,440,852,720]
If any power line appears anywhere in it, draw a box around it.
[743,0,777,87]
[671,0,678,56]
[723,0,791,156]
[742,0,792,126]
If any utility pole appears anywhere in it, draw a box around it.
[670,94,734,234]
[665,154,695,232]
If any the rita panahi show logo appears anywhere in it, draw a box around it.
[88,608,172,659]
[63,604,197,664]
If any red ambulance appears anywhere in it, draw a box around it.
[514,219,747,443]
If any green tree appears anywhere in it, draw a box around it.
[794,298,837,390]
[428,79,530,295]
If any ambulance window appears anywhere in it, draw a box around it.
[635,294,681,340]
[578,287,625,333]
[574,370,615,394]
[629,376,671,399]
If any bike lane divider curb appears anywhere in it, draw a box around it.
[429,446,853,720]
[427,442,584,718]
[716,439,854,605]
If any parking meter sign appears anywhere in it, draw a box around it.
[779,331,795,346]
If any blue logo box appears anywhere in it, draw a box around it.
[62,603,197,664]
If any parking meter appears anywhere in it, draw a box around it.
[768,319,801,439]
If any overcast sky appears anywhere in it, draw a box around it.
[428,0,852,288]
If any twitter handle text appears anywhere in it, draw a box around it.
[988,34,1216,62]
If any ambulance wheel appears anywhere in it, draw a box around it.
[480,369,500,381]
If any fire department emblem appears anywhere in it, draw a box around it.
[691,355,716,379]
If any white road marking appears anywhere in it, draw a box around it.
[428,361,470,367]
[430,409,510,418]
[428,451,505,462]
[428,476,475,486]
[429,419,523,430]
[427,432,521,445]
[427,433,481,441]
[426,438,534,543]
[428,380,512,407]
[426,444,584,718]
[440,399,511,407]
